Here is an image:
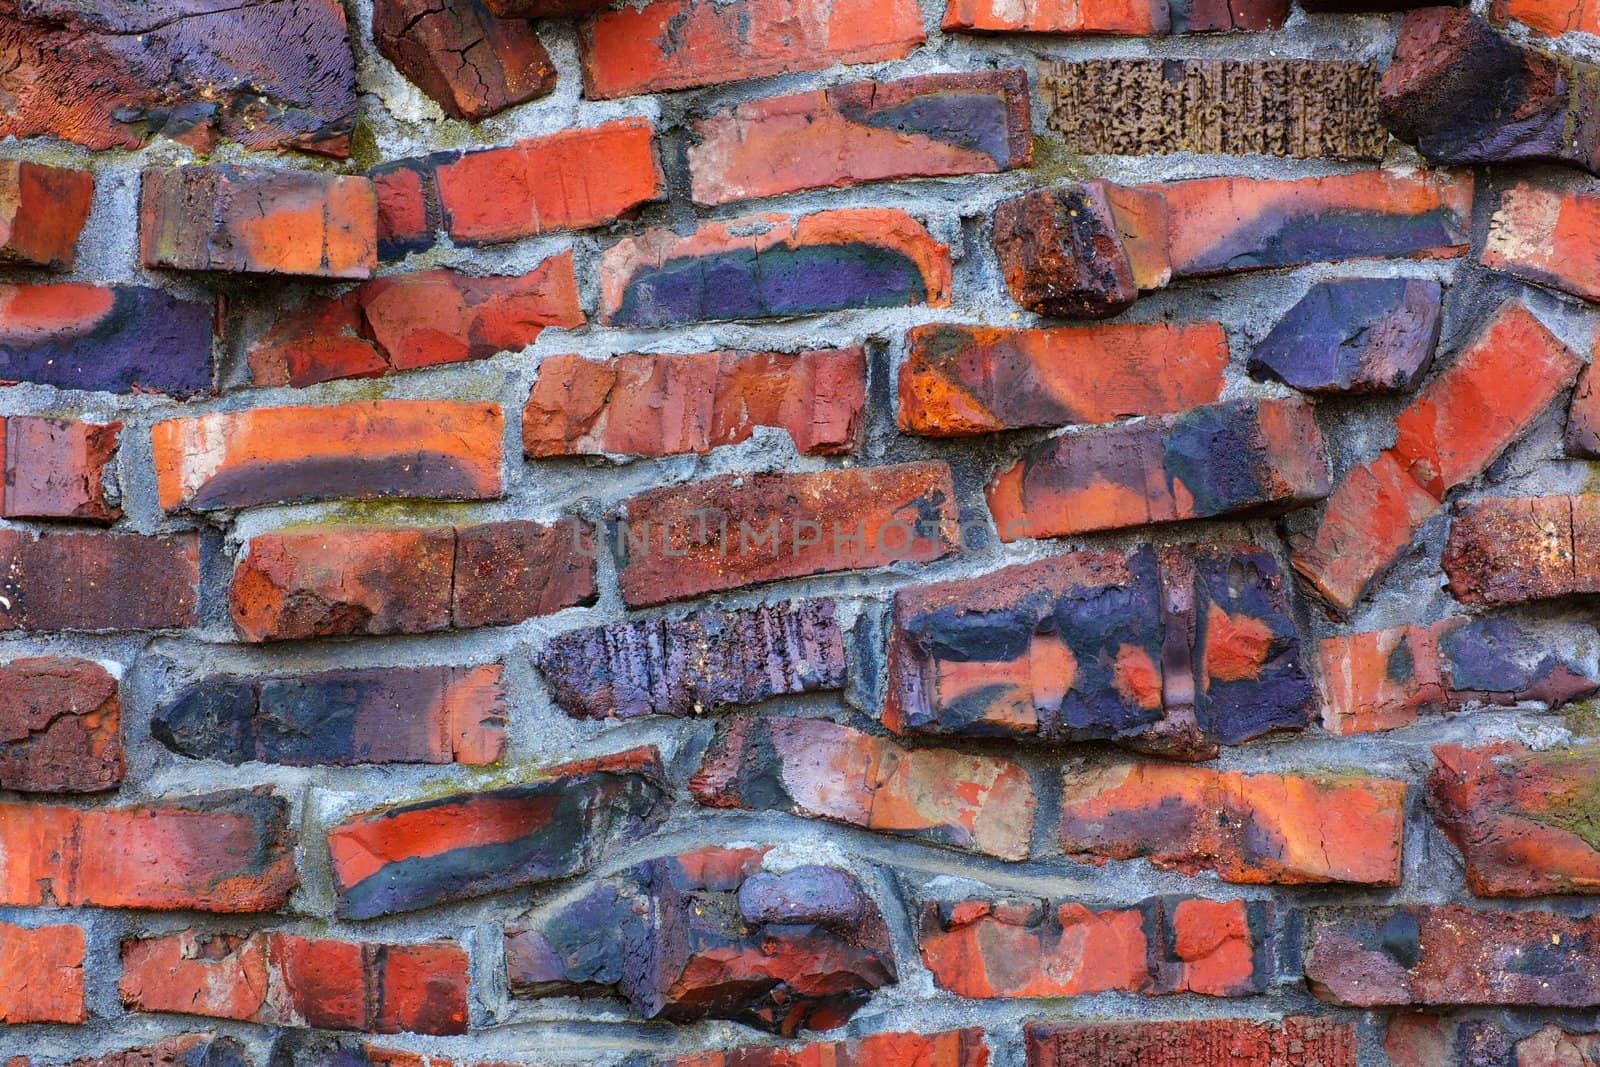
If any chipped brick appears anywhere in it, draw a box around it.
[1248,278,1442,394]
[1482,181,1600,302]
[0,161,92,270]
[373,0,555,121]
[665,1031,989,1067]
[1442,494,1600,606]
[0,656,122,793]
[943,0,1169,34]
[1,416,121,523]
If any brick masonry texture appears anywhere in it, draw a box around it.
[17,0,1600,1063]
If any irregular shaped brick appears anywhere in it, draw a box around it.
[1059,762,1406,885]
[897,322,1228,436]
[451,519,600,629]
[581,0,925,99]
[1317,616,1597,735]
[248,255,582,387]
[140,166,377,279]
[992,181,1170,319]
[692,715,1038,860]
[525,349,865,458]
[600,209,951,328]
[328,748,669,919]
[1570,361,1600,458]
[1381,8,1600,173]
[538,600,846,720]
[14,1036,252,1067]
[1156,170,1473,278]
[1247,278,1442,394]
[0,923,84,1025]
[121,930,467,1036]
[0,657,122,793]
[1442,495,1600,605]
[1519,1026,1600,1066]
[943,0,1169,33]
[1292,300,1579,611]
[1043,59,1383,158]
[667,1031,989,1067]
[1027,1018,1356,1067]
[884,542,1315,760]
[0,283,214,397]
[505,846,895,1035]
[0,161,92,270]
[917,894,1269,998]
[152,400,503,511]
[153,664,506,767]
[373,0,554,120]
[988,398,1329,541]
[434,120,661,245]
[688,71,1030,205]
[1483,182,1600,302]
[1306,905,1600,1006]
[0,789,296,911]
[0,0,356,156]
[613,461,960,608]
[0,530,198,632]
[1,416,121,523]
[1429,742,1600,896]
[1496,0,1600,34]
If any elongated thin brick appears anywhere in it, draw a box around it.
[0,923,84,1024]
[0,656,122,793]
[1569,360,1600,458]
[898,322,1229,435]
[1026,1019,1356,1067]
[667,1031,988,1067]
[1,416,121,523]
[943,0,1169,33]
[1482,181,1600,302]
[1442,495,1600,605]
[0,789,296,911]
[0,161,93,269]
[0,530,198,632]
[525,349,865,458]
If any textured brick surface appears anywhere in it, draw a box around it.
[0,162,93,270]
[1482,181,1600,302]
[0,657,122,793]
[372,0,555,121]
[1442,494,1600,605]
[666,1031,989,1067]
[1248,277,1442,394]
[0,417,121,523]
[0,924,84,1025]
[1027,1019,1356,1067]
[0,530,198,632]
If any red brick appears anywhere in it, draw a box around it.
[371,158,437,258]
[152,400,502,512]
[1442,495,1600,605]
[688,71,1030,205]
[0,161,93,270]
[0,789,296,911]
[943,0,1168,33]
[1182,0,1292,30]
[373,0,555,120]
[0,657,122,793]
[1496,0,1600,33]
[917,895,1268,998]
[0,923,84,1024]
[485,0,614,12]
[579,0,926,99]
[1027,1018,1356,1067]
[987,398,1329,541]
[434,120,661,245]
[898,322,1228,436]
[120,930,468,1035]
[1568,358,1600,457]
[452,518,600,629]
[1059,762,1406,885]
[140,165,377,279]
[1482,181,1600,302]
[0,416,121,523]
[612,461,960,608]
[0,530,198,632]
[1519,1026,1600,1066]
[9,1035,251,1067]
[600,208,952,328]
[248,255,582,387]
[1292,299,1579,610]
[692,715,1037,860]
[668,1031,990,1067]
[525,349,865,459]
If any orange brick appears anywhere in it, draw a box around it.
[0,923,84,1024]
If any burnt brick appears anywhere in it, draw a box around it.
[0,530,198,632]
[12,1036,252,1067]
[1027,1018,1356,1067]
[662,1031,989,1067]
[1248,277,1442,394]
[0,657,122,793]
[373,0,555,120]
[1482,181,1600,302]
[1442,495,1600,605]
[451,519,600,629]
[0,161,93,270]
[1570,361,1600,458]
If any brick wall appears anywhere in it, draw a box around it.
[1,0,1599,1064]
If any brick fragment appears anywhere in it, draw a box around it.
[328,747,669,918]
[0,923,84,1024]
[1248,278,1442,394]
[1483,182,1600,302]
[505,845,895,1035]
[917,894,1269,998]
[580,0,926,99]
[692,715,1037,860]
[1569,361,1600,458]
[0,789,296,911]
[373,0,555,120]
[0,530,198,632]
[1,416,121,523]
[12,1036,251,1067]
[140,166,377,278]
[1175,0,1291,29]
[1381,8,1600,173]
[152,400,503,512]
[0,283,214,397]
[1495,0,1600,34]
[688,71,1030,205]
[0,0,356,156]
[121,930,467,1035]
[538,600,846,720]
[885,542,1315,759]
[1059,762,1406,884]
[0,657,122,793]
[1519,1026,1600,1066]
[665,1031,990,1067]
[0,161,93,270]
[988,398,1329,541]
[613,461,960,607]
[1043,59,1383,158]
[525,349,865,458]
[248,256,582,387]
[451,519,601,629]
[1026,1018,1356,1067]
[898,322,1228,436]
[1306,905,1600,1006]
[600,209,951,328]
[1442,495,1600,605]
[1292,300,1579,611]
[154,664,506,767]
[943,0,1169,33]
[485,0,614,12]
